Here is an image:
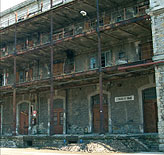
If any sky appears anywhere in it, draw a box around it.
[1,0,26,12]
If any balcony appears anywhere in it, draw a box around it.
[0,40,154,89]
[0,2,149,58]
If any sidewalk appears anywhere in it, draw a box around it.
[0,148,164,155]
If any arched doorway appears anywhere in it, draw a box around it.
[143,87,158,133]
[53,98,64,134]
[91,94,108,133]
[18,102,30,135]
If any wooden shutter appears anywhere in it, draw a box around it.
[84,21,90,31]
[29,69,33,81]
[103,16,110,25]
[16,72,19,83]
[53,63,63,75]
[141,42,153,60]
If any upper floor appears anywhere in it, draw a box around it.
[0,0,154,89]
[0,0,150,57]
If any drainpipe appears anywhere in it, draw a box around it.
[13,22,17,136]
[96,0,104,134]
[50,1,54,135]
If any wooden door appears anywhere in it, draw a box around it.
[93,104,108,133]
[144,100,158,133]
[19,112,29,135]
[0,112,1,133]
[54,108,63,134]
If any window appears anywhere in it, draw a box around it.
[54,112,58,125]
[19,71,24,82]
[105,51,112,66]
[90,50,112,69]
[119,51,125,59]
[90,57,97,69]
[102,50,112,67]
[101,53,106,67]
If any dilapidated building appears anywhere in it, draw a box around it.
[0,0,164,152]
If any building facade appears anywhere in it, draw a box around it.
[0,0,164,151]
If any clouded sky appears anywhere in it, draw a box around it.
[1,0,26,12]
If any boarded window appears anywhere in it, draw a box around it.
[53,62,63,75]
[141,42,153,60]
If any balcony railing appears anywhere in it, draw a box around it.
[0,2,149,58]
[0,47,153,88]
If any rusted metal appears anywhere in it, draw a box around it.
[50,9,54,135]
[12,24,17,136]
[0,15,150,65]
[118,61,164,70]
[96,0,104,134]
[50,0,53,8]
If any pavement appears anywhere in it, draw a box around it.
[0,148,164,155]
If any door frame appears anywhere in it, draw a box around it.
[88,90,112,133]
[48,96,66,135]
[16,100,31,135]
[138,83,156,133]
[0,104,3,135]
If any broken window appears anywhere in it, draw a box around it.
[116,51,128,65]
[19,71,24,82]
[64,50,74,74]
[90,57,97,69]
[119,51,125,60]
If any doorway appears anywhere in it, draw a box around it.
[143,87,158,133]
[18,102,29,135]
[92,94,108,133]
[53,99,64,134]
[0,111,1,134]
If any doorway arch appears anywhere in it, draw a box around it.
[16,101,31,135]
[138,83,158,133]
[48,96,66,135]
[88,90,111,133]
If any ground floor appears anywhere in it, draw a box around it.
[0,74,158,135]
[1,148,163,155]
[0,74,159,136]
[0,70,164,151]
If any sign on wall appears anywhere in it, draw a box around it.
[115,95,134,102]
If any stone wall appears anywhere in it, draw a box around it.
[155,65,164,151]
[150,0,164,151]
[1,74,156,135]
[109,75,152,134]
[67,86,94,134]
[0,134,160,152]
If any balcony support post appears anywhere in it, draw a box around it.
[12,24,17,136]
[50,7,54,135]
[96,0,104,134]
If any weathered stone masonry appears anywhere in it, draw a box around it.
[150,0,164,151]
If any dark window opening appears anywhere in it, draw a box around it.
[68,140,78,144]
[101,53,105,67]
[25,140,33,147]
